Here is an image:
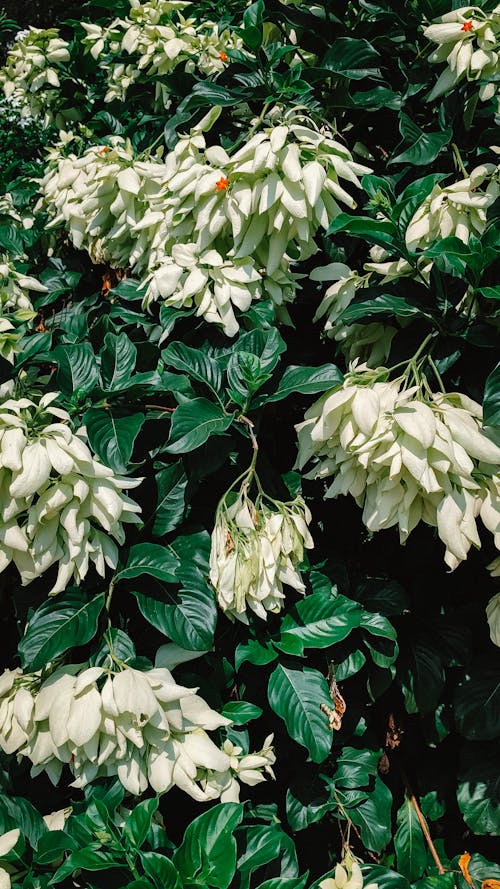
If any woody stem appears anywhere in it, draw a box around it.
[403,775,445,874]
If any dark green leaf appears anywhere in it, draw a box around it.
[394,796,427,881]
[165,398,233,454]
[19,589,105,671]
[268,664,333,763]
[221,701,263,724]
[483,362,500,427]
[322,38,381,79]
[173,803,244,889]
[152,462,188,536]
[389,115,451,166]
[116,543,180,584]
[100,332,137,390]
[266,365,344,404]
[53,344,99,396]
[84,408,145,473]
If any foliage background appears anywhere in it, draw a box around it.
[0,0,499,888]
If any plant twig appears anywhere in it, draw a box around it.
[403,776,445,874]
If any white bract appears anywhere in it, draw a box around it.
[81,0,243,108]
[319,856,378,889]
[405,163,500,250]
[310,261,396,366]
[423,5,500,104]
[201,734,276,801]
[296,366,500,570]
[0,27,70,124]
[38,114,371,336]
[0,382,141,593]
[210,483,313,621]
[0,658,275,800]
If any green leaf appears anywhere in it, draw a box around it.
[341,294,424,322]
[132,578,217,650]
[233,328,286,375]
[483,362,500,427]
[140,852,180,889]
[53,343,99,395]
[266,365,344,404]
[347,776,393,852]
[361,865,410,889]
[19,589,105,671]
[454,663,500,741]
[100,332,137,390]
[165,398,233,454]
[394,796,427,881]
[0,795,46,847]
[237,823,299,889]
[152,462,188,536]
[173,802,244,889]
[50,847,124,883]
[322,38,381,79]
[327,214,397,249]
[278,593,361,655]
[124,797,159,850]
[235,639,278,670]
[34,831,78,866]
[116,543,180,584]
[84,408,145,473]
[286,783,332,832]
[221,701,263,724]
[389,115,451,166]
[457,743,500,835]
[162,342,222,397]
[268,664,333,763]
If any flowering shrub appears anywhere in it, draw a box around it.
[0,0,498,887]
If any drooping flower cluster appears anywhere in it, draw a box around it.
[0,27,70,125]
[0,382,141,593]
[405,163,500,251]
[310,261,397,367]
[81,0,243,108]
[39,114,371,335]
[319,855,378,889]
[0,658,275,799]
[200,734,276,802]
[210,480,314,621]
[296,366,500,570]
[423,5,500,105]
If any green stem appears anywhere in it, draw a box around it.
[451,142,468,178]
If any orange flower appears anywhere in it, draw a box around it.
[459,853,473,886]
[461,20,473,31]
[215,176,230,191]
[98,146,111,156]
[219,51,228,62]
[482,882,500,889]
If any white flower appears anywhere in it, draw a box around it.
[0,27,71,124]
[0,658,270,801]
[423,5,500,104]
[296,366,500,570]
[405,164,500,251]
[210,483,313,621]
[200,734,276,801]
[319,856,378,889]
[39,112,370,336]
[0,383,142,593]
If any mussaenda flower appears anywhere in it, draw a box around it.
[296,365,500,570]
[210,478,313,621]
